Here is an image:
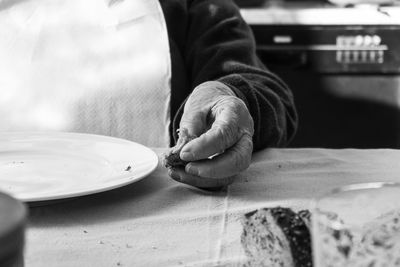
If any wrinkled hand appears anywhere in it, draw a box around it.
[167,81,254,189]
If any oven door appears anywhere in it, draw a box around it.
[252,24,400,148]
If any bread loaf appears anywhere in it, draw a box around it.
[241,207,312,267]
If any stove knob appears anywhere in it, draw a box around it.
[355,35,364,46]
[363,35,373,46]
[372,35,382,46]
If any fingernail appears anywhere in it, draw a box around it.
[186,164,198,176]
[181,152,194,161]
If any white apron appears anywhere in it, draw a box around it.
[0,0,171,147]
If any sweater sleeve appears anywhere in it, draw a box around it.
[173,0,298,150]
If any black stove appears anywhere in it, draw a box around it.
[240,1,400,148]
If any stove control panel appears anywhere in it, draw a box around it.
[251,25,400,73]
[336,35,385,64]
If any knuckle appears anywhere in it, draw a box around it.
[245,135,254,155]
[233,98,254,135]
[246,117,255,136]
[233,139,253,172]
[233,150,249,172]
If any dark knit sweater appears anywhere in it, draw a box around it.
[160,0,298,150]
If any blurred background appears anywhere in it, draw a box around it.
[236,0,400,148]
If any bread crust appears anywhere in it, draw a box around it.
[164,128,196,168]
[241,207,312,267]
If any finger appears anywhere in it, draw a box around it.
[179,104,207,138]
[168,167,235,189]
[181,100,249,161]
[185,133,253,179]
[178,81,236,138]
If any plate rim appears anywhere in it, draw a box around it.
[0,131,159,202]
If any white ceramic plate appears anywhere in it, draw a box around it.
[0,132,158,202]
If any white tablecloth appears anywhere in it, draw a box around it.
[25,148,400,266]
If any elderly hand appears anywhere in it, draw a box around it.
[167,81,254,189]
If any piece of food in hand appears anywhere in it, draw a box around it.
[163,128,196,168]
[241,207,312,267]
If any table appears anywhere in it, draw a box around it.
[25,148,400,266]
